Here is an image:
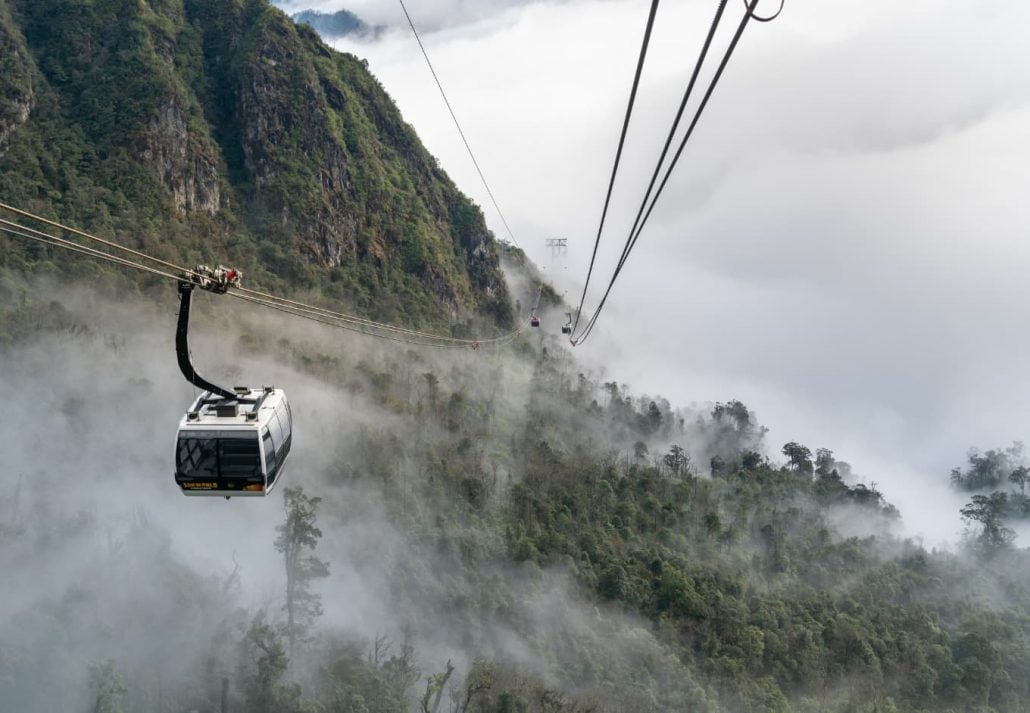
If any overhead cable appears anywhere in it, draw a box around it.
[616,0,730,285]
[0,205,524,350]
[397,0,521,249]
[230,290,524,348]
[573,0,770,345]
[0,201,196,278]
[0,218,183,282]
[574,0,732,344]
[571,0,661,335]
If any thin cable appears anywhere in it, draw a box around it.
[231,291,526,349]
[0,220,183,282]
[2,218,523,350]
[397,0,520,249]
[617,0,729,281]
[0,201,197,278]
[0,204,524,346]
[231,292,471,347]
[238,285,497,344]
[232,289,521,347]
[574,1,754,344]
[574,0,730,342]
[571,0,661,334]
[2,207,523,350]
[574,0,762,345]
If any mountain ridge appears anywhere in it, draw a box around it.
[0,0,513,331]
[292,8,381,39]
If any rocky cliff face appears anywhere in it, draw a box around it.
[0,0,512,329]
[0,5,34,158]
[234,13,358,265]
[145,97,221,215]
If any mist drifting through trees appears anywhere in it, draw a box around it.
[3,280,1030,712]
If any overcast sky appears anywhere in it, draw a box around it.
[280,0,1030,544]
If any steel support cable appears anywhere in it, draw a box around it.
[0,203,524,345]
[571,0,661,335]
[0,219,183,282]
[573,0,729,344]
[611,0,729,296]
[0,225,178,282]
[236,285,513,344]
[397,0,520,249]
[0,217,527,349]
[233,288,524,347]
[230,291,526,349]
[230,291,461,347]
[573,0,763,345]
[0,201,198,278]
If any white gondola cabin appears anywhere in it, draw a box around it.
[174,386,292,497]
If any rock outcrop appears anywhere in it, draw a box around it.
[0,5,34,158]
[145,97,221,215]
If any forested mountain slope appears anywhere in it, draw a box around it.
[0,0,511,328]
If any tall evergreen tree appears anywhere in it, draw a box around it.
[275,486,329,656]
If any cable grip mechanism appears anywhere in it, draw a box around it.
[189,264,242,294]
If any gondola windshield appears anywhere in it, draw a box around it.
[176,431,262,480]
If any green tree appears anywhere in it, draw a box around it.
[238,616,301,713]
[712,400,752,433]
[1009,465,1029,496]
[951,443,1023,491]
[422,372,439,410]
[88,659,126,713]
[663,445,690,477]
[275,486,330,656]
[419,660,454,713]
[781,442,813,473]
[815,448,835,477]
[960,492,1016,555]
[646,400,663,433]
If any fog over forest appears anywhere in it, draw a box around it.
[0,279,720,711]
[6,260,1030,712]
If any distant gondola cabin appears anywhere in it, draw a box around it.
[174,387,292,497]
